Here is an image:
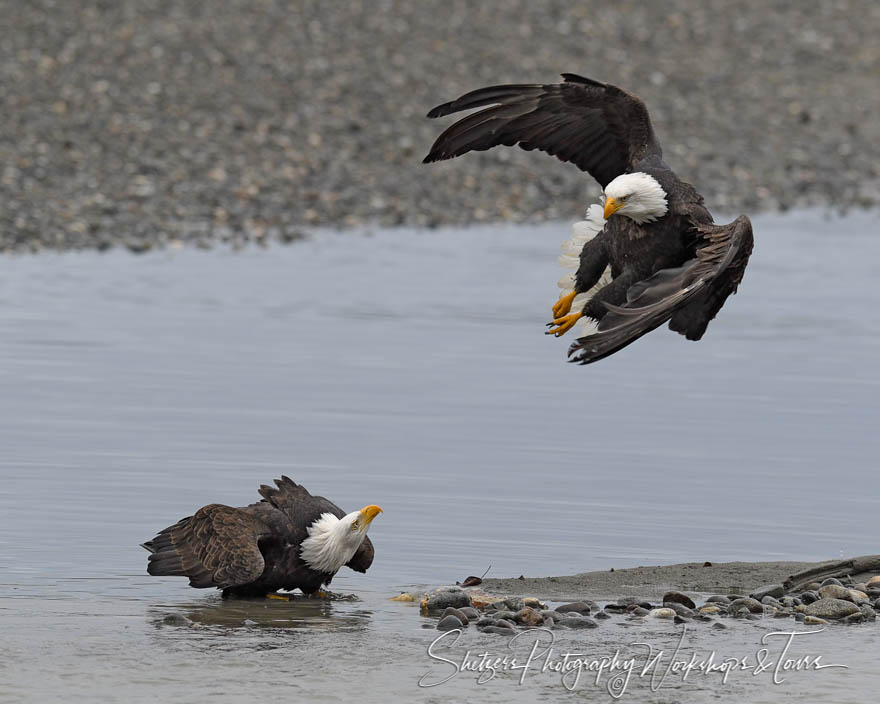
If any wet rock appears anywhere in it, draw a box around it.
[617,596,641,607]
[804,598,861,620]
[422,586,472,612]
[867,575,880,586]
[523,597,546,610]
[390,592,416,602]
[699,605,722,614]
[663,592,696,609]
[437,614,464,631]
[804,615,830,625]
[593,611,611,620]
[794,612,806,622]
[161,613,191,626]
[804,582,822,592]
[692,613,713,622]
[729,597,764,614]
[849,589,869,603]
[501,597,525,612]
[459,607,480,620]
[665,603,695,617]
[820,578,843,587]
[482,625,515,636]
[744,614,761,621]
[800,590,820,604]
[649,608,676,619]
[750,584,784,601]
[760,596,781,607]
[859,605,876,621]
[559,616,598,629]
[818,584,851,601]
[603,604,629,613]
[554,601,594,615]
[544,616,555,628]
[875,598,880,610]
[476,616,497,627]
[844,612,864,624]
[706,595,730,605]
[494,618,516,630]
[780,596,800,608]
[441,607,470,625]
[674,615,689,624]
[515,607,544,626]
[711,622,728,630]
[774,610,794,618]
[630,607,650,617]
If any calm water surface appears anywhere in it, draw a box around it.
[0,210,878,702]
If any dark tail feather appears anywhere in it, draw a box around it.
[140,541,156,553]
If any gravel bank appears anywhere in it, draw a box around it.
[2,0,878,252]
[482,559,879,602]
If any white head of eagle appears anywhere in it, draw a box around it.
[603,172,668,224]
[300,505,383,574]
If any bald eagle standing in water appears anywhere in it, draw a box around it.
[424,73,753,364]
[142,477,381,597]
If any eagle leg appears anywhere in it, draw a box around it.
[552,290,577,318]
[545,312,582,337]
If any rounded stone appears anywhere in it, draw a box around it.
[559,616,598,629]
[459,606,480,620]
[706,595,731,605]
[699,605,721,614]
[803,615,829,625]
[804,598,861,620]
[800,591,820,604]
[649,608,676,619]
[441,607,470,625]
[594,611,611,620]
[554,601,594,615]
[711,622,728,630]
[818,584,851,601]
[867,575,880,586]
[728,597,763,614]
[494,618,516,630]
[515,607,544,626]
[482,625,515,636]
[663,592,696,609]
[820,578,843,587]
[750,584,784,601]
[437,614,464,631]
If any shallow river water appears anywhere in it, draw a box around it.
[1,210,878,702]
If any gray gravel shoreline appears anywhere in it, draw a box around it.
[2,1,878,253]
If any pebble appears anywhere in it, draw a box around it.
[649,608,677,620]
[728,598,764,614]
[803,598,861,620]
[699,605,722,614]
[820,578,844,587]
[630,607,650,617]
[458,607,480,620]
[868,575,880,586]
[558,617,598,629]
[711,622,728,630]
[494,619,516,630]
[554,601,594,615]
[421,586,472,612]
[515,607,544,626]
[593,611,611,620]
[800,590,820,604]
[441,607,469,625]
[663,592,696,609]
[750,584,784,601]
[481,626,515,636]
[706,595,731,605]
[804,615,830,625]
[818,584,852,601]
[664,603,695,617]
[437,614,464,631]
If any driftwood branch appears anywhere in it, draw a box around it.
[783,554,880,593]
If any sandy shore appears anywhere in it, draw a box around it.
[2,0,878,252]
[482,558,878,601]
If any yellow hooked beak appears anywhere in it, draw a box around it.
[357,505,383,531]
[603,196,623,219]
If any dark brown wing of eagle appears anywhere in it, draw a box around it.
[423,73,660,188]
[143,504,270,589]
[568,216,754,364]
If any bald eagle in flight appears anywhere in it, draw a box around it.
[424,73,753,364]
[142,476,381,597]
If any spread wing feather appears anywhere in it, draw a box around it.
[144,504,270,589]
[567,215,753,364]
[424,74,660,188]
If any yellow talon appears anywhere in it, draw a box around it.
[313,590,332,599]
[545,312,582,337]
[553,290,577,319]
[266,593,290,601]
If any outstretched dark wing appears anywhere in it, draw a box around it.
[568,216,753,364]
[143,504,270,589]
[424,73,660,188]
